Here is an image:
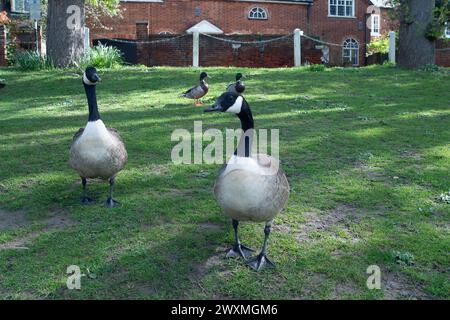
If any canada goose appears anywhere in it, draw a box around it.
[181,72,209,106]
[204,92,290,271]
[226,73,245,95]
[70,67,128,208]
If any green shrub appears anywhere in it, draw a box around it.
[306,64,326,72]
[15,51,54,71]
[79,43,123,69]
[367,34,389,56]
[419,64,440,72]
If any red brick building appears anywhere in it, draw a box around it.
[90,0,400,67]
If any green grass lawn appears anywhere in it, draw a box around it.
[0,65,449,300]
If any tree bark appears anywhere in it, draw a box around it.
[398,0,436,69]
[46,0,85,67]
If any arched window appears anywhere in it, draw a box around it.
[342,38,359,66]
[158,31,174,36]
[248,7,268,20]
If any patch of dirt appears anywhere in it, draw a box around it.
[356,163,385,182]
[0,209,28,231]
[383,272,434,300]
[296,205,361,243]
[272,224,292,233]
[193,248,227,278]
[399,150,422,161]
[135,283,159,297]
[197,222,222,231]
[0,212,78,250]
[330,281,361,299]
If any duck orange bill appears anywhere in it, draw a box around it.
[204,104,222,112]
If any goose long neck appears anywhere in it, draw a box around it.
[84,83,100,122]
[235,100,254,158]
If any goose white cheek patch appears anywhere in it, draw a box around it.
[226,96,243,114]
[83,73,96,86]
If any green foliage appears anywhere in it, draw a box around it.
[5,35,17,66]
[367,34,389,56]
[419,63,440,72]
[14,51,54,71]
[79,43,123,69]
[392,251,415,266]
[426,4,450,40]
[306,64,326,72]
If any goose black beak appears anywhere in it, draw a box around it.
[93,74,102,82]
[204,104,222,112]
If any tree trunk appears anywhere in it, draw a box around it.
[46,0,85,67]
[398,0,436,68]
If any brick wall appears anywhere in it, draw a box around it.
[90,0,310,39]
[436,39,450,67]
[117,33,321,67]
[0,24,6,66]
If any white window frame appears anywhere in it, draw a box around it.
[371,14,381,36]
[445,22,450,39]
[342,38,359,66]
[11,0,30,14]
[248,7,268,20]
[328,0,355,18]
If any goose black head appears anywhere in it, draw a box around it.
[83,66,101,86]
[200,72,208,81]
[235,73,243,81]
[204,92,245,114]
[205,92,254,132]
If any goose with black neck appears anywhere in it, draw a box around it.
[70,67,128,208]
[204,92,290,271]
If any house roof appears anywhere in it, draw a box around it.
[186,20,224,34]
[370,0,394,8]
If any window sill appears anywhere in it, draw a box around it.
[371,33,381,37]
[327,15,356,19]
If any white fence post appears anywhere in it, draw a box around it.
[193,28,199,68]
[84,27,90,54]
[388,31,396,64]
[294,28,302,67]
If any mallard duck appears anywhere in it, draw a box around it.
[0,79,5,89]
[204,92,290,271]
[226,73,245,95]
[69,67,128,208]
[181,72,209,106]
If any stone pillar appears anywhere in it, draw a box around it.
[192,27,199,68]
[294,28,302,67]
[388,31,396,64]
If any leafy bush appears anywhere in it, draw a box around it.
[367,34,389,56]
[306,64,326,72]
[79,43,123,69]
[419,64,440,72]
[15,51,54,71]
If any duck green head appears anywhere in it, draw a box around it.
[200,72,208,81]
[236,73,243,81]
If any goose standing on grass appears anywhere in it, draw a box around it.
[181,72,209,106]
[226,73,245,95]
[70,67,128,208]
[204,92,290,271]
